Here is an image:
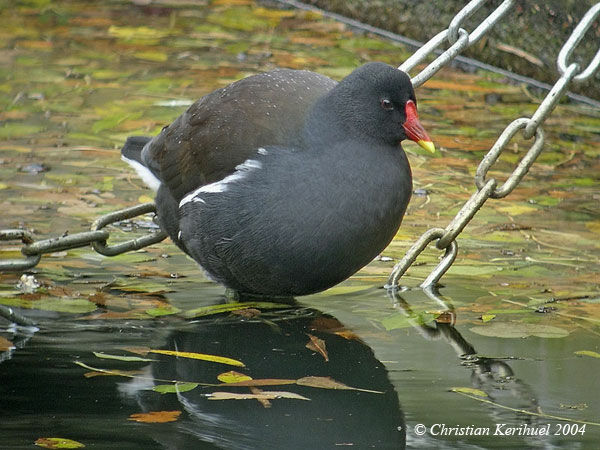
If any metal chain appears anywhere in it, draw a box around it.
[0,203,167,272]
[388,2,600,290]
[400,0,515,88]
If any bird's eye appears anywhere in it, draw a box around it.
[380,99,394,111]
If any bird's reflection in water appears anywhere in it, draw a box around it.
[119,303,405,450]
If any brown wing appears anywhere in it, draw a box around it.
[142,69,336,202]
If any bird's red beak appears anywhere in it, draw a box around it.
[403,100,435,153]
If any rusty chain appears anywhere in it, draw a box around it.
[388,1,600,290]
[0,203,167,272]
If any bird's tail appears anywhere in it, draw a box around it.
[121,136,152,164]
[121,136,161,191]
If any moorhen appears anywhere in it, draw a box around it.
[122,62,434,297]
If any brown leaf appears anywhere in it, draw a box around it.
[230,308,261,318]
[249,387,272,408]
[334,330,362,341]
[119,346,151,356]
[296,376,383,394]
[0,336,14,351]
[306,334,328,361]
[217,378,296,387]
[128,410,181,423]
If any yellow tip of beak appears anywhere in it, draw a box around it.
[417,140,435,154]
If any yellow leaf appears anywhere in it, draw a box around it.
[217,371,253,383]
[450,387,488,398]
[134,51,168,62]
[149,349,245,367]
[496,204,538,216]
[585,221,600,234]
[481,314,496,323]
[138,195,154,203]
[574,350,600,359]
[108,25,169,40]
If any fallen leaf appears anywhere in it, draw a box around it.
[217,371,253,383]
[149,349,245,367]
[249,387,272,408]
[183,302,288,319]
[306,334,328,362]
[296,376,383,394]
[217,378,296,387]
[207,391,310,401]
[334,330,361,341]
[128,410,181,423]
[450,387,488,398]
[469,322,569,339]
[153,383,199,394]
[574,350,600,359]
[120,346,152,355]
[480,314,496,323]
[93,351,156,362]
[34,437,85,449]
[230,308,261,318]
[0,336,14,351]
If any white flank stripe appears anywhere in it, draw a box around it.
[179,158,263,209]
[121,155,161,192]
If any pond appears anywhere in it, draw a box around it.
[1,0,599,448]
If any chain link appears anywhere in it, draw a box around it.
[557,3,600,83]
[91,203,167,256]
[400,0,515,87]
[0,203,166,272]
[388,2,600,290]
